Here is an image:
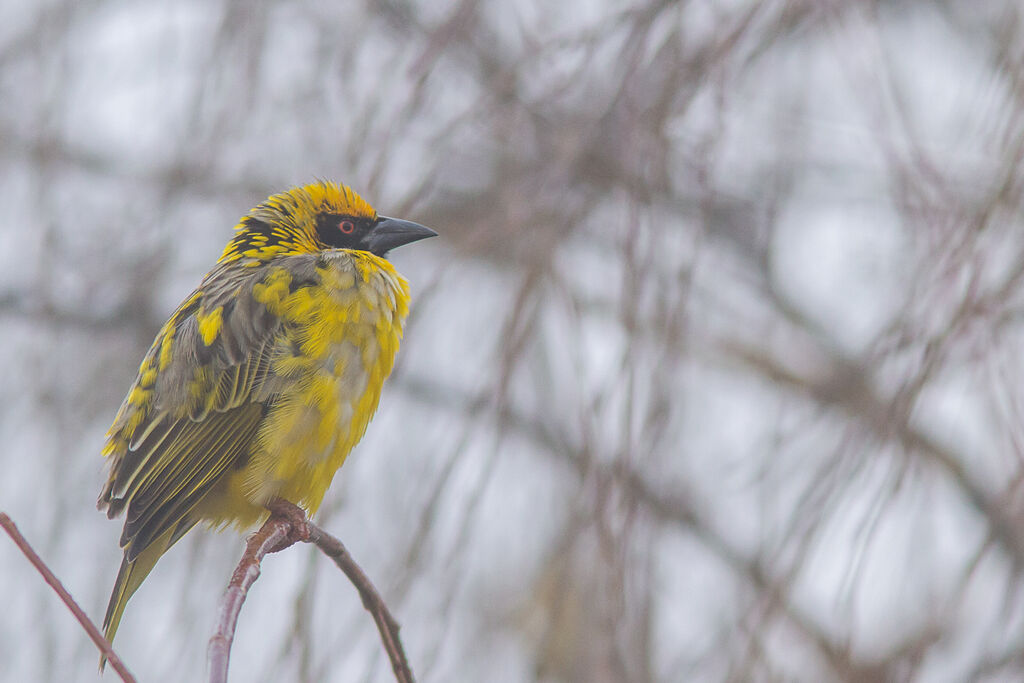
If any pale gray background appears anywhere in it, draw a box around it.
[2,1,1024,681]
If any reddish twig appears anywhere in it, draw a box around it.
[207,500,414,683]
[207,515,293,683]
[0,512,136,683]
[306,522,415,683]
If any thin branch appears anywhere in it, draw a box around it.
[207,501,414,683]
[306,522,416,683]
[207,516,292,683]
[0,512,136,683]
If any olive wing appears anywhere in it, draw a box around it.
[99,257,318,561]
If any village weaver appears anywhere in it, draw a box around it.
[97,181,435,658]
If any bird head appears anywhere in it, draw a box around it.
[220,181,436,263]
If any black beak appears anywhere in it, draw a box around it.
[365,216,437,256]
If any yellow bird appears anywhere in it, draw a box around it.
[97,181,435,657]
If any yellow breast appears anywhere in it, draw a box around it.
[201,250,410,527]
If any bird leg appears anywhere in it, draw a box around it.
[265,497,311,548]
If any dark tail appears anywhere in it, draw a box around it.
[100,520,194,671]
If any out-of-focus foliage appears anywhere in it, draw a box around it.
[3,0,1024,681]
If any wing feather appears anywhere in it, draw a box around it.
[100,258,320,561]
[122,403,263,559]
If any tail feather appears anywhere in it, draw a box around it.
[100,519,195,671]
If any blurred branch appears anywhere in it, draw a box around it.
[207,500,413,683]
[0,512,136,683]
[720,339,1024,565]
[394,374,907,680]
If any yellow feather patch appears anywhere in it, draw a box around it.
[128,386,150,406]
[233,254,410,514]
[251,268,293,314]
[158,328,175,371]
[197,306,223,346]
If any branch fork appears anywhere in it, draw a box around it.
[207,499,414,683]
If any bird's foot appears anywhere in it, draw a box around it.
[266,497,311,547]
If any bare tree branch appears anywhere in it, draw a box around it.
[0,513,136,683]
[207,515,292,683]
[207,501,413,683]
[306,524,416,683]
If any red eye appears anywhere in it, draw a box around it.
[338,220,355,234]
